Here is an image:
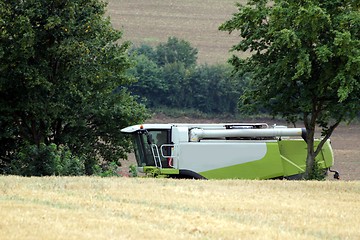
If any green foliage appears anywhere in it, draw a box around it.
[220,0,360,179]
[129,164,138,177]
[94,161,120,177]
[128,54,167,107]
[187,64,242,114]
[155,37,198,68]
[129,38,244,114]
[0,0,148,175]
[162,61,188,107]
[144,167,163,178]
[11,143,85,176]
[307,160,327,181]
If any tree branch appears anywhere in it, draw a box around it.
[314,119,341,157]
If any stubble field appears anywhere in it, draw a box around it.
[1,176,360,240]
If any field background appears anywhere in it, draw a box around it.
[106,0,360,180]
[1,176,360,240]
[1,2,360,239]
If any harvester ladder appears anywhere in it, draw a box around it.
[150,144,162,168]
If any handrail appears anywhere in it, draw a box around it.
[160,144,175,168]
[160,144,175,158]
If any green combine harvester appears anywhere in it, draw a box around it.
[121,123,337,179]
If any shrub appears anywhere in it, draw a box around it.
[11,143,85,176]
[307,160,327,181]
[94,161,120,177]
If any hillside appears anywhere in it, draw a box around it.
[106,0,246,64]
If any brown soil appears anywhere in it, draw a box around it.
[328,124,360,180]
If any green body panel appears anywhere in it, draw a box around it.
[278,139,333,177]
[195,140,333,179]
[278,140,307,177]
[317,140,334,168]
[142,166,179,177]
[160,168,180,175]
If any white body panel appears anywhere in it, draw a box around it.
[176,141,268,172]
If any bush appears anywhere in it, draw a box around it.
[307,160,327,181]
[11,143,85,176]
[94,161,120,177]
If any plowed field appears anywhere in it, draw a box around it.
[107,0,244,64]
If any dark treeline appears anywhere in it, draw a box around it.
[128,37,246,115]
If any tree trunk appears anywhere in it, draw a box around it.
[303,111,316,180]
[304,130,316,179]
[303,110,341,179]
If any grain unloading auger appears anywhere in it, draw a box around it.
[121,123,337,179]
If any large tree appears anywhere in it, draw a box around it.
[220,0,360,179]
[0,0,147,175]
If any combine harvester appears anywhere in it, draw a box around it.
[121,123,336,179]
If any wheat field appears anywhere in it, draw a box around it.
[1,176,359,239]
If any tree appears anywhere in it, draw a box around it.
[129,41,242,114]
[132,44,157,62]
[187,64,242,114]
[130,39,196,109]
[156,37,198,68]
[220,0,360,179]
[162,61,189,108]
[0,0,147,175]
[128,54,167,107]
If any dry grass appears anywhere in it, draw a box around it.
[1,176,360,239]
[106,0,247,64]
